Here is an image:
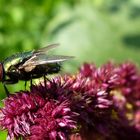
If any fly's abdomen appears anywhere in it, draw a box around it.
[45,63,61,74]
[26,63,61,79]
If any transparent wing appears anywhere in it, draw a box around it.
[20,54,74,68]
[32,55,74,65]
[34,44,59,54]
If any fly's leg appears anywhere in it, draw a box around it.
[43,75,51,88]
[43,75,47,88]
[3,84,10,97]
[24,81,27,90]
[2,78,18,96]
[30,75,33,89]
[43,75,53,88]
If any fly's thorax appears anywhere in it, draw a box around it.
[3,51,33,72]
[3,57,22,72]
[0,63,4,81]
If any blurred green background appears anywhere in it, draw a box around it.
[0,0,140,139]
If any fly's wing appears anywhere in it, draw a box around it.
[25,55,74,66]
[19,43,74,72]
[19,54,74,72]
[22,55,74,66]
[22,55,74,72]
[18,44,59,71]
[34,43,59,55]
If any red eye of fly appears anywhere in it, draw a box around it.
[0,63,4,81]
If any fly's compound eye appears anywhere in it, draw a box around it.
[0,63,4,81]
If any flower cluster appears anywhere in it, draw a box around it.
[0,62,140,140]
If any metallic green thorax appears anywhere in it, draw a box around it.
[3,51,33,72]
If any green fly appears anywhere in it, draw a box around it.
[0,44,73,96]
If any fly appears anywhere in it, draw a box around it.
[0,44,73,96]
